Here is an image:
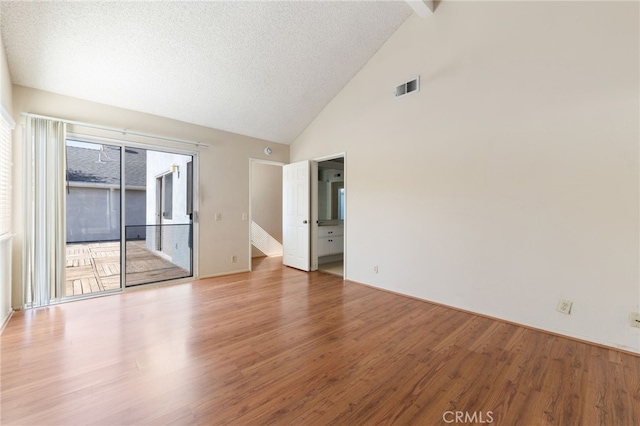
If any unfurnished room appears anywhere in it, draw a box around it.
[0,1,639,425]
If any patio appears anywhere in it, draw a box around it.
[65,241,191,296]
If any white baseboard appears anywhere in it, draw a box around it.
[0,309,14,335]
[199,269,250,280]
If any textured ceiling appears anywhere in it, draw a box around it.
[1,1,411,144]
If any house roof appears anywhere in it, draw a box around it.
[66,145,147,187]
[0,1,412,144]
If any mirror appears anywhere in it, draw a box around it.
[318,159,344,222]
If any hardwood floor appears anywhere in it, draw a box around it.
[2,258,639,425]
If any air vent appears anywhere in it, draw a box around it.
[395,76,420,98]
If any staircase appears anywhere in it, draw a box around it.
[251,221,283,256]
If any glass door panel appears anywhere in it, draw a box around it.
[65,140,194,295]
[65,140,122,297]
[125,149,193,286]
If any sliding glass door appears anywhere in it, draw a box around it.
[64,139,194,298]
[124,149,193,287]
[65,140,122,296]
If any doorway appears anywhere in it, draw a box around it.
[65,140,123,295]
[249,159,285,271]
[125,149,193,287]
[314,155,345,277]
[279,154,346,276]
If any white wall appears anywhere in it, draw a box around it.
[1,37,11,111]
[11,85,289,307]
[291,2,640,353]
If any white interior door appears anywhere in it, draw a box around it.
[283,160,310,271]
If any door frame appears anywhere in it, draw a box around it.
[155,174,163,251]
[312,152,346,277]
[248,158,285,271]
[65,132,200,293]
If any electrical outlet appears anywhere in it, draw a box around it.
[241,213,248,221]
[231,255,237,263]
[557,300,573,315]
[215,213,222,221]
[373,265,378,274]
[630,312,640,328]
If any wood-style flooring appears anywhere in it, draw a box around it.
[2,256,639,425]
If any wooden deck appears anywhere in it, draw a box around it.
[65,242,121,295]
[65,241,190,296]
[124,241,192,286]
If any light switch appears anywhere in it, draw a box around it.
[630,312,640,328]
[215,213,222,221]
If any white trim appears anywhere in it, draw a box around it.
[154,170,173,179]
[313,152,346,163]
[67,181,146,191]
[0,233,14,243]
[199,269,250,280]
[251,158,286,168]
[0,106,15,129]
[67,131,199,284]
[22,113,207,148]
[119,145,126,292]
[0,309,14,335]
[67,132,197,156]
[310,160,318,271]
[406,0,434,17]
[313,152,347,279]
[122,276,196,293]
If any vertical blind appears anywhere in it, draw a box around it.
[23,117,66,307]
[0,107,15,237]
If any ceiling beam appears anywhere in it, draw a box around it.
[406,0,434,17]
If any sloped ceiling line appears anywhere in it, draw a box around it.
[1,1,412,144]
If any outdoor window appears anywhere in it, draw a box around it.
[186,160,193,216]
[0,109,13,237]
[163,172,173,220]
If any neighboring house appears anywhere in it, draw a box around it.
[65,144,147,243]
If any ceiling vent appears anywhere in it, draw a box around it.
[395,76,420,98]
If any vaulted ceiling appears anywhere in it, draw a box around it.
[1,1,412,144]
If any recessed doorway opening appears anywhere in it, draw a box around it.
[249,159,285,271]
[314,155,345,278]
